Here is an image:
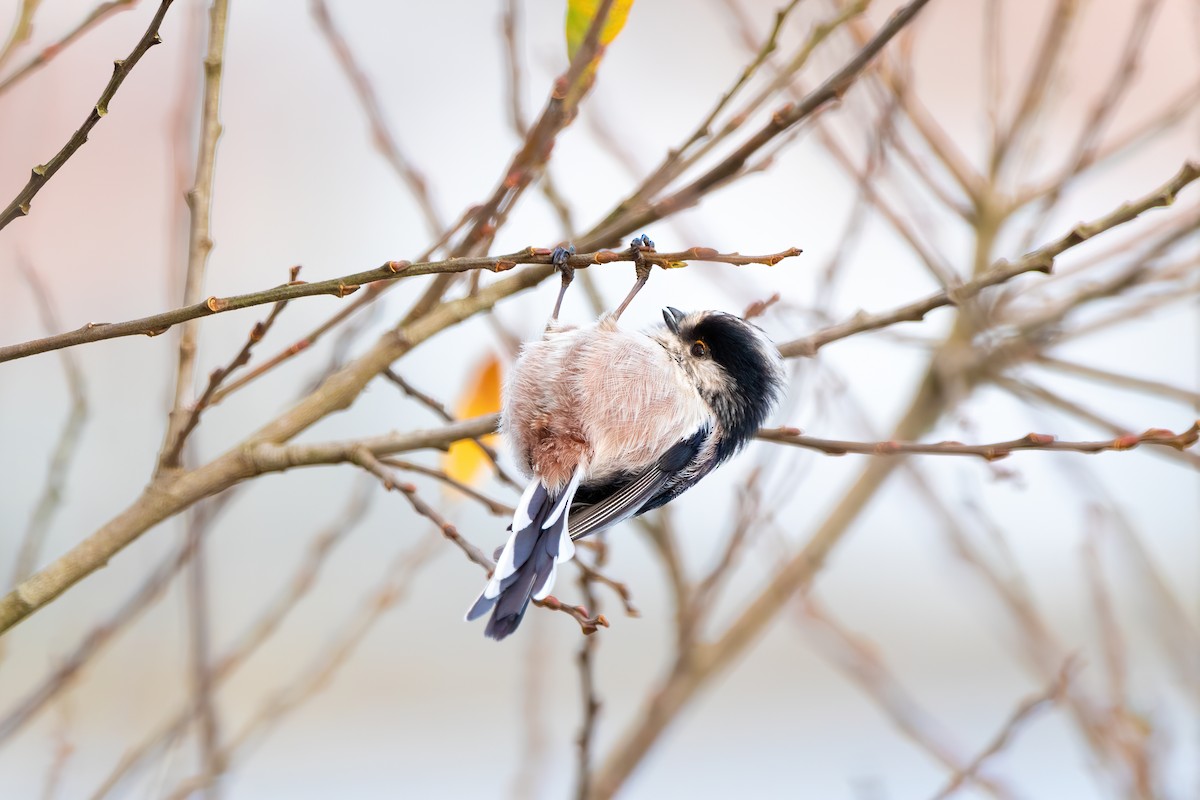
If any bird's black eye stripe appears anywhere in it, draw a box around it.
[690,340,708,358]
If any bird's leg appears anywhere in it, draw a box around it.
[550,244,576,322]
[611,234,655,321]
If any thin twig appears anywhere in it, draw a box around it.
[380,458,513,516]
[157,0,229,473]
[0,0,175,231]
[0,245,802,363]
[162,266,301,468]
[777,161,1200,357]
[1016,0,1163,249]
[758,422,1200,460]
[0,0,138,96]
[349,448,493,570]
[381,368,521,491]
[574,559,638,618]
[586,0,935,247]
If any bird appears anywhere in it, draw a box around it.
[465,237,787,640]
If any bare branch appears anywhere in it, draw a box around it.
[0,0,175,231]
[777,160,1200,357]
[381,368,521,490]
[0,245,802,363]
[758,422,1200,460]
[155,0,229,475]
[381,458,513,516]
[348,447,493,571]
[162,266,301,468]
[0,0,137,96]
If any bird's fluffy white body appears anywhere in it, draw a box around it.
[467,305,784,639]
[501,314,713,490]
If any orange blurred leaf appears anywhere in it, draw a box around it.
[444,354,503,487]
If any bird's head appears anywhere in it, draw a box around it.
[655,307,786,460]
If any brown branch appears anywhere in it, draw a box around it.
[536,594,609,636]
[348,448,493,571]
[574,559,638,619]
[0,245,801,363]
[0,0,138,96]
[0,0,175,231]
[227,0,621,400]
[162,266,300,468]
[157,0,230,473]
[758,422,1200,461]
[309,0,442,237]
[381,368,521,490]
[777,160,1200,357]
[584,0,935,248]
[1019,0,1163,237]
[380,458,513,516]
[1001,378,1200,471]
[844,13,985,203]
[670,0,871,196]
[628,0,802,204]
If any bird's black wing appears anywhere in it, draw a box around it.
[569,427,710,542]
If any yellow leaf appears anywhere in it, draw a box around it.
[444,354,503,487]
[565,0,634,62]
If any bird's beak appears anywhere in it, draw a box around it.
[662,307,685,334]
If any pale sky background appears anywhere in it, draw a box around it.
[0,0,1197,798]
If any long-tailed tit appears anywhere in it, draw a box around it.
[466,238,786,639]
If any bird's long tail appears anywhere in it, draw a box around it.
[465,469,581,640]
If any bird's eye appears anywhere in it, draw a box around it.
[690,340,708,358]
